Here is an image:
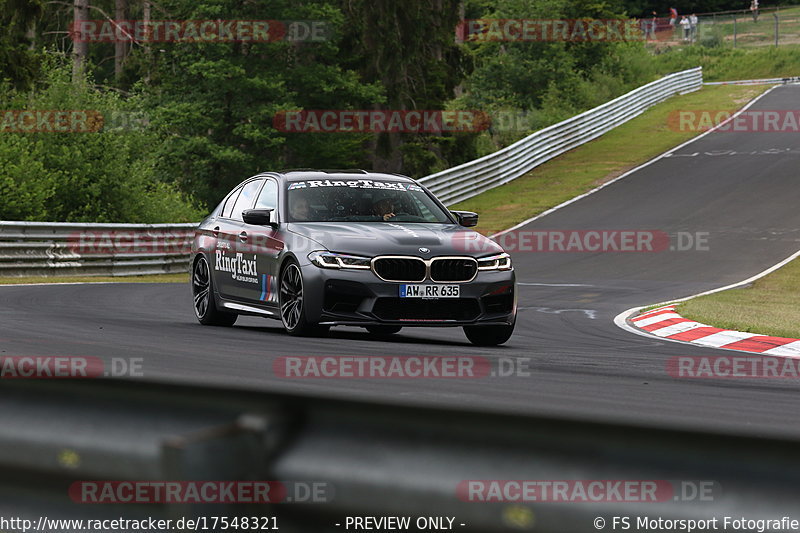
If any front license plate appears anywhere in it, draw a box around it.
[399,284,460,298]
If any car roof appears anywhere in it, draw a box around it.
[251,169,416,183]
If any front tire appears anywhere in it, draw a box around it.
[192,255,237,327]
[463,322,514,346]
[279,261,327,336]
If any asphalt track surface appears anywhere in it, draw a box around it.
[2,85,800,438]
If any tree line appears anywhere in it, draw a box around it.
[0,0,750,221]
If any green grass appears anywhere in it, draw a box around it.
[0,273,188,285]
[677,257,800,338]
[452,84,769,234]
[653,44,800,81]
[708,7,800,43]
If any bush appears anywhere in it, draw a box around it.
[0,58,204,222]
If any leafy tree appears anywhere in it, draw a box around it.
[129,0,382,207]
[339,0,471,176]
[0,59,203,222]
[0,0,44,90]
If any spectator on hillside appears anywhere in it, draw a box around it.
[669,7,679,40]
[669,7,679,26]
[750,0,759,22]
[641,11,657,40]
[680,15,691,41]
[650,11,658,39]
[689,13,698,41]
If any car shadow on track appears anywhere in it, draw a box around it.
[234,324,477,348]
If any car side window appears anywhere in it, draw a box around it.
[254,179,278,212]
[221,186,243,219]
[230,179,264,221]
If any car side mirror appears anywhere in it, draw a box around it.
[242,208,275,226]
[451,210,479,227]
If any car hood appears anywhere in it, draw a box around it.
[286,222,504,258]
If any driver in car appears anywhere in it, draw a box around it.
[372,198,396,221]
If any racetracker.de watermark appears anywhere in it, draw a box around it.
[668,110,800,133]
[70,481,331,504]
[273,356,532,379]
[69,20,331,43]
[457,480,717,502]
[273,110,490,133]
[457,19,644,42]
[0,110,148,133]
[0,356,143,378]
[454,230,710,253]
[668,356,800,379]
[68,229,195,255]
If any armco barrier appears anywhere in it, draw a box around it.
[0,221,196,277]
[419,67,703,205]
[2,378,799,529]
[704,75,800,86]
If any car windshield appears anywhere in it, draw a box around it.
[286,179,453,223]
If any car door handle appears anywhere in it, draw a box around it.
[212,226,220,237]
[239,231,248,242]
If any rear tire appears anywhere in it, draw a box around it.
[279,261,327,336]
[463,322,514,346]
[365,325,402,336]
[192,255,238,327]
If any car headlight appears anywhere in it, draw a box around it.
[477,253,512,271]
[308,251,372,270]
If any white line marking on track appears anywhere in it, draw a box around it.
[0,282,128,287]
[517,282,594,287]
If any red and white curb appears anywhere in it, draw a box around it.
[629,305,800,357]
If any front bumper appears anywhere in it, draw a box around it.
[300,265,517,327]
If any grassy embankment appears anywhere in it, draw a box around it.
[452,84,769,233]
[675,259,800,339]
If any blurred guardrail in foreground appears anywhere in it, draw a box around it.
[0,221,196,276]
[1,378,799,532]
[419,67,703,205]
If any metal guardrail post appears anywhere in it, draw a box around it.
[775,11,779,46]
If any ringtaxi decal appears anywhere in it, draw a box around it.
[215,250,259,284]
[288,179,422,191]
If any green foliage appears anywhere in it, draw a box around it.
[0,59,204,222]
[457,0,658,153]
[339,0,470,176]
[0,0,44,90]
[3,0,799,223]
[133,0,383,207]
